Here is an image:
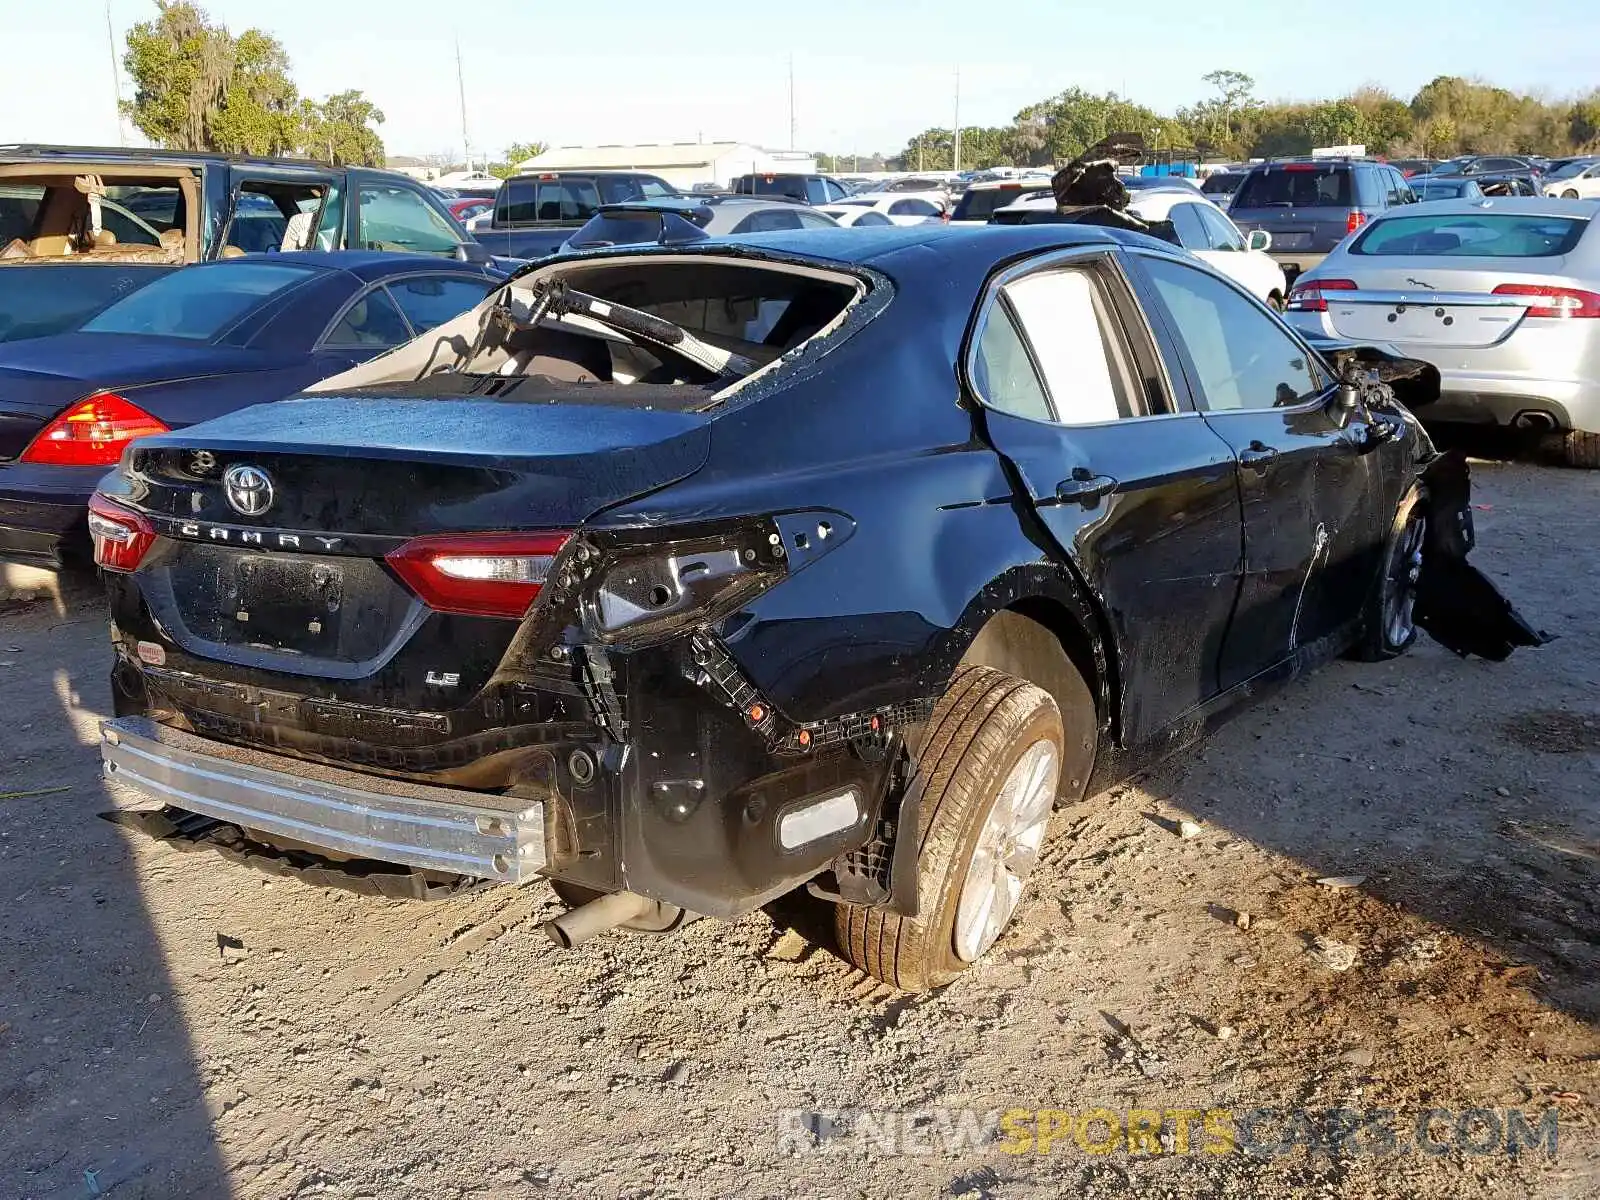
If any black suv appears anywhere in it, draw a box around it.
[1227,158,1418,283]
[731,173,850,205]
[471,172,682,260]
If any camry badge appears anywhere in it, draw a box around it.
[223,464,274,517]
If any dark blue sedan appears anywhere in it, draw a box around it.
[0,251,500,566]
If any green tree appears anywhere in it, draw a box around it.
[209,29,300,155]
[1571,92,1600,149]
[122,1,235,149]
[488,141,549,178]
[302,90,385,166]
[1306,100,1371,149]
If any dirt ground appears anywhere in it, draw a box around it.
[2,458,1596,1200]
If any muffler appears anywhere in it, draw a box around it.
[543,890,655,949]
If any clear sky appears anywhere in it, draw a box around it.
[6,0,1597,161]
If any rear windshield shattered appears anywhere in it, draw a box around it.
[1233,167,1353,209]
[317,258,867,411]
[1352,214,1589,258]
[952,186,1049,221]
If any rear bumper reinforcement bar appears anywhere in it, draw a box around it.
[99,716,546,882]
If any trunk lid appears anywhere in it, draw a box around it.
[109,395,710,681]
[1320,264,1562,349]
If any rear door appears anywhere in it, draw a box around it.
[968,247,1244,741]
[1128,250,1398,686]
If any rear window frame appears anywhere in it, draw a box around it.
[1233,165,1355,210]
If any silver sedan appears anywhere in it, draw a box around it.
[1284,197,1600,466]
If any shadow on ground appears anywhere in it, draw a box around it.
[1,583,229,1197]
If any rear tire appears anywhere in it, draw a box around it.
[834,665,1069,992]
[1354,486,1425,661]
[1551,429,1600,469]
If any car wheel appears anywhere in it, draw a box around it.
[1563,189,1580,199]
[1552,429,1600,468]
[1354,487,1425,660]
[834,665,1067,991]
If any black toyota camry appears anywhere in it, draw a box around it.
[90,225,1540,991]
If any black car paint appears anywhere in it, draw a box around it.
[97,225,1532,919]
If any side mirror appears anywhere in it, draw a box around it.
[456,240,490,265]
[1246,229,1271,252]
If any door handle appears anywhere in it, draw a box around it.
[1055,470,1118,506]
[1238,442,1279,471]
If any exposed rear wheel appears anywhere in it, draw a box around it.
[833,665,1071,991]
[1563,189,1580,199]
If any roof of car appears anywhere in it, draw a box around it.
[698,222,1152,272]
[0,143,344,171]
[1376,196,1599,218]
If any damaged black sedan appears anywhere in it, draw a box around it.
[91,225,1539,991]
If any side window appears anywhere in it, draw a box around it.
[639,177,674,199]
[732,209,803,233]
[322,284,412,347]
[386,274,492,334]
[824,179,848,202]
[972,299,1053,422]
[314,181,345,249]
[1196,204,1245,251]
[804,179,829,205]
[1141,255,1323,412]
[357,184,463,255]
[795,210,837,229]
[227,182,329,254]
[536,180,600,221]
[890,199,939,217]
[1001,268,1134,425]
[857,211,892,226]
[499,179,537,224]
[1167,203,1211,250]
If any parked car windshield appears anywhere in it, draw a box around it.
[1549,159,1598,180]
[81,261,317,340]
[1414,179,1478,200]
[1351,213,1589,257]
[1233,166,1353,208]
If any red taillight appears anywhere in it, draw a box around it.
[20,393,168,467]
[86,494,156,573]
[1346,211,1368,234]
[1492,284,1600,319]
[1285,278,1358,313]
[386,531,571,619]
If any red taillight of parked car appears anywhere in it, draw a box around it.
[386,531,572,619]
[1285,278,1358,313]
[19,393,169,467]
[86,494,157,573]
[1346,211,1368,234]
[1492,283,1600,319]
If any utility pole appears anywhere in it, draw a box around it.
[105,0,125,146]
[455,37,472,172]
[953,66,961,174]
[787,54,796,152]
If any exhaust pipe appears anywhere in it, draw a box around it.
[1512,410,1557,433]
[543,890,654,949]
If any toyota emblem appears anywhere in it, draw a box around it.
[223,464,275,517]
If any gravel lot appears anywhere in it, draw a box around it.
[2,459,1596,1199]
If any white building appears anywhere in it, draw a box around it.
[516,143,816,190]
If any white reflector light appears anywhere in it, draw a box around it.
[778,789,861,850]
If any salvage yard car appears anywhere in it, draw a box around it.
[1284,198,1600,467]
[0,145,489,341]
[90,225,1540,992]
[0,252,498,567]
